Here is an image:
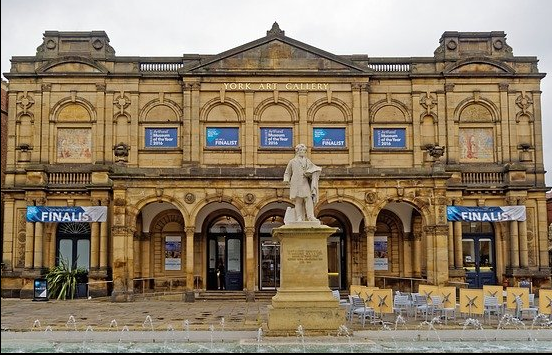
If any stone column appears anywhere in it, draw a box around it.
[425,226,435,284]
[434,224,450,285]
[518,219,528,268]
[412,233,422,277]
[100,221,108,269]
[365,226,375,286]
[185,226,195,291]
[510,220,520,268]
[454,221,463,268]
[90,222,100,270]
[447,221,454,269]
[33,221,43,269]
[244,226,255,292]
[25,219,35,269]
[2,197,15,269]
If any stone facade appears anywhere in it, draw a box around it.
[1,25,550,299]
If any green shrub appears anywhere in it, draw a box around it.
[45,258,88,300]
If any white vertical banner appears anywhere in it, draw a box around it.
[164,236,182,271]
[374,235,389,271]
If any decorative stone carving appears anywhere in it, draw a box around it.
[114,198,126,206]
[95,83,106,91]
[114,93,131,115]
[444,83,455,92]
[419,93,436,115]
[41,83,52,92]
[424,143,445,159]
[16,92,35,114]
[365,192,377,204]
[244,193,256,204]
[515,94,533,114]
[267,22,285,36]
[446,40,457,50]
[113,142,130,162]
[184,193,196,204]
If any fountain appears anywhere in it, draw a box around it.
[142,315,153,331]
[183,319,190,341]
[108,319,118,331]
[66,315,77,331]
[31,319,41,331]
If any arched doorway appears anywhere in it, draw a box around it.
[56,222,91,270]
[461,221,496,288]
[206,213,244,291]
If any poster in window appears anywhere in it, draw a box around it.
[164,236,182,271]
[459,128,494,161]
[206,127,239,147]
[374,236,388,271]
[57,128,92,163]
[260,128,293,148]
[145,128,178,148]
[373,128,406,148]
[312,128,346,148]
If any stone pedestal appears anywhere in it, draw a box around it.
[267,223,345,335]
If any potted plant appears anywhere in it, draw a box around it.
[45,258,88,300]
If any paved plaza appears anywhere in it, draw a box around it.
[1,296,551,334]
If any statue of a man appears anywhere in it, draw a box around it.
[283,144,322,223]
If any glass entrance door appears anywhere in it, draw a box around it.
[462,235,496,288]
[260,239,280,290]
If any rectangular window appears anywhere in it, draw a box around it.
[260,128,293,148]
[313,127,346,148]
[145,128,178,148]
[206,127,239,147]
[373,128,406,148]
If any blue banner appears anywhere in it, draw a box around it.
[373,128,406,148]
[145,128,178,148]
[260,128,292,148]
[206,127,239,147]
[26,206,108,223]
[313,128,346,148]
[446,206,526,222]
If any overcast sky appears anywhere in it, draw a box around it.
[1,0,551,188]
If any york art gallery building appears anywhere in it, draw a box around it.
[2,24,550,299]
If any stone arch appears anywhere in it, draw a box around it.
[50,97,96,122]
[307,97,352,123]
[200,97,245,122]
[37,56,109,74]
[516,113,532,146]
[370,99,411,123]
[454,97,500,123]
[315,196,366,233]
[253,97,298,123]
[128,196,191,232]
[444,57,515,74]
[150,209,185,234]
[368,197,431,229]
[193,201,246,233]
[139,98,182,122]
[515,111,534,123]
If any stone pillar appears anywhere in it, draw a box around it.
[244,226,255,292]
[510,220,520,268]
[412,234,422,277]
[90,222,100,270]
[185,226,195,291]
[425,226,435,284]
[33,222,43,269]
[447,221,454,269]
[434,224,450,285]
[454,221,463,268]
[2,197,15,270]
[365,226,375,286]
[518,219,528,268]
[100,220,108,269]
[25,221,35,269]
